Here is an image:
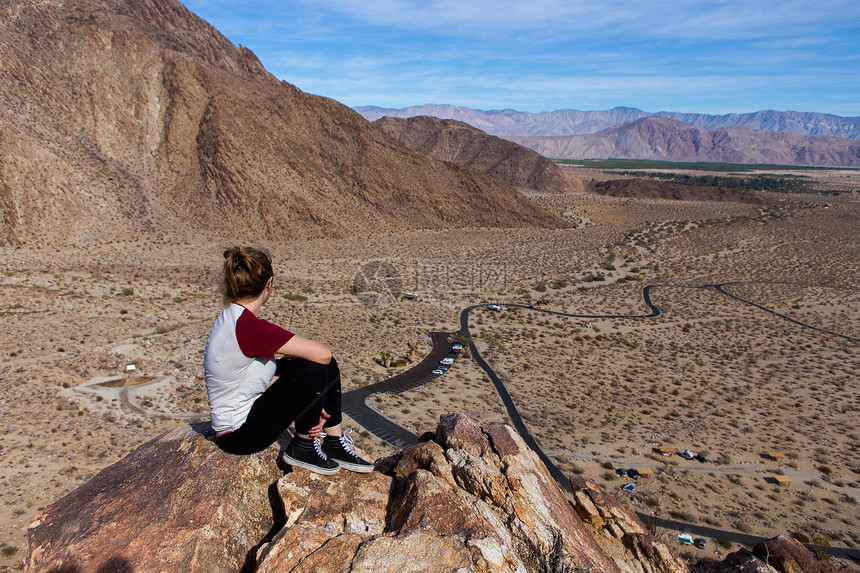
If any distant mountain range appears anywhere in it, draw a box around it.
[356,104,860,140]
[356,105,860,166]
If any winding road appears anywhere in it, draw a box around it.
[342,280,859,562]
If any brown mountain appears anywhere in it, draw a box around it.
[507,117,860,166]
[374,116,568,192]
[0,0,561,247]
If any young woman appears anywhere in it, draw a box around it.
[203,246,372,474]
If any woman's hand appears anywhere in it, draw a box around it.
[308,408,330,439]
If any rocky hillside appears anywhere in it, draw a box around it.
[27,414,848,573]
[356,105,860,140]
[0,0,561,247]
[374,116,568,192]
[509,117,860,167]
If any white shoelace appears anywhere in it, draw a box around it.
[319,429,360,457]
[339,429,358,456]
[313,437,329,460]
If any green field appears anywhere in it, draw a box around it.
[550,158,846,172]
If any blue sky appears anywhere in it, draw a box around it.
[182,0,860,116]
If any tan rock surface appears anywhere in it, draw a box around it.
[26,422,283,573]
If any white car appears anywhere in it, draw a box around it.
[432,368,445,375]
[440,357,454,365]
[487,304,501,311]
[451,343,463,350]
[679,449,695,460]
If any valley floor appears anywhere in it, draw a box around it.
[1,187,858,569]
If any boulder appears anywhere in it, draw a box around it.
[30,413,697,573]
[700,548,780,573]
[569,475,686,573]
[752,535,850,573]
[27,422,284,573]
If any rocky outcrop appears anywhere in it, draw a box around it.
[26,422,284,573]
[27,414,663,573]
[569,475,687,573]
[751,536,850,573]
[27,413,847,573]
[373,116,569,192]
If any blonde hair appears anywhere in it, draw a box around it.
[220,246,273,305]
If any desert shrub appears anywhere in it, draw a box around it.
[717,537,732,549]
[282,292,308,302]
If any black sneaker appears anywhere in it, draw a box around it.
[321,430,374,473]
[283,436,340,475]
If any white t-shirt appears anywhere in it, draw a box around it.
[203,304,294,434]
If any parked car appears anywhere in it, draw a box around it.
[679,449,695,460]
[451,343,463,350]
[440,357,454,365]
[617,468,628,477]
[695,453,708,463]
[432,368,445,375]
[627,468,640,479]
[694,538,707,549]
[678,533,693,545]
[487,304,501,311]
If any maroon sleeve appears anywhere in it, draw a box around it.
[235,308,295,358]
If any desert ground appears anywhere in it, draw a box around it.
[1,168,858,570]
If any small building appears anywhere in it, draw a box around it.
[635,467,653,478]
[658,446,676,456]
[773,474,792,486]
[768,451,786,462]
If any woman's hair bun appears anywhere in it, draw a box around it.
[220,246,273,304]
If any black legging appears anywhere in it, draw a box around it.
[216,357,342,455]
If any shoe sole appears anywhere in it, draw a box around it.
[331,459,374,473]
[282,453,340,475]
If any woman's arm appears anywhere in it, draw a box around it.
[276,335,332,364]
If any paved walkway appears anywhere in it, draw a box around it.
[341,332,458,449]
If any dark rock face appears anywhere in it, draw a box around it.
[374,116,570,192]
[752,535,850,573]
[26,423,284,573]
[0,0,562,246]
